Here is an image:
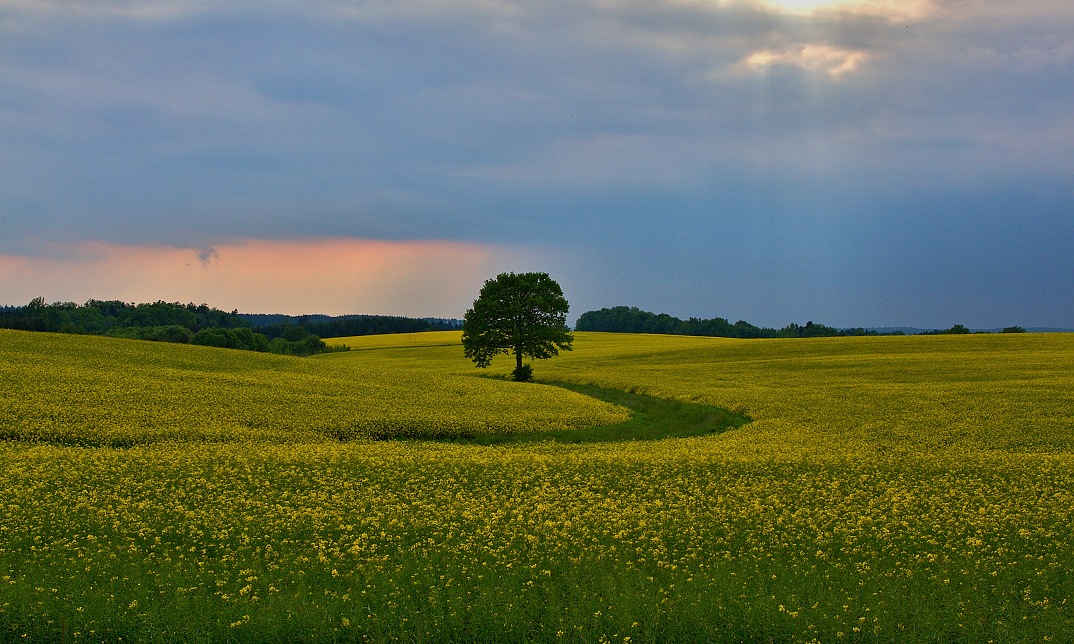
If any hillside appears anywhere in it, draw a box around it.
[2,329,1073,641]
[0,329,625,445]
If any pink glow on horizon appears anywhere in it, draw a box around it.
[0,238,541,316]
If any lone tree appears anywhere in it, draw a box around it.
[462,272,573,381]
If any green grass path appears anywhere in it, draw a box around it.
[432,381,751,445]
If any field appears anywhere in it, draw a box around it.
[1,329,1073,641]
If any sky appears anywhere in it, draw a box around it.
[2,0,1072,328]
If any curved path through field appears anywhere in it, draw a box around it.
[434,381,751,445]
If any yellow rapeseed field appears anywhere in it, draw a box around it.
[1,328,1072,641]
[535,331,1074,456]
[0,329,627,445]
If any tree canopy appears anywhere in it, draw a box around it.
[462,272,573,381]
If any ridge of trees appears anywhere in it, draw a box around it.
[574,307,1026,338]
[242,313,461,341]
[574,306,885,338]
[0,299,331,355]
[0,299,465,355]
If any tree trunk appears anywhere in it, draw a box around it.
[515,349,523,371]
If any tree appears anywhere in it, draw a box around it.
[462,272,573,381]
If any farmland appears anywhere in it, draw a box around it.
[2,329,1073,641]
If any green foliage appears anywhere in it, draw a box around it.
[0,298,247,334]
[291,334,328,356]
[923,323,974,335]
[276,323,311,342]
[511,363,533,382]
[191,327,244,350]
[191,327,326,355]
[1002,326,1027,333]
[144,324,194,344]
[249,314,460,340]
[105,324,193,344]
[462,272,573,374]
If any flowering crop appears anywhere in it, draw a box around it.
[0,330,627,445]
[537,331,1074,456]
[1,329,1073,641]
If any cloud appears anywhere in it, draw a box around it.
[196,246,219,268]
[0,0,229,21]
[0,239,546,316]
[3,0,1061,202]
[743,44,868,76]
[1,0,1072,327]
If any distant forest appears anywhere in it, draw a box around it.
[574,306,882,338]
[5,299,1027,357]
[242,313,461,340]
[572,306,883,338]
[574,306,1029,338]
[0,299,458,356]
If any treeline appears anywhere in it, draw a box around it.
[574,306,883,339]
[0,299,333,356]
[243,313,461,340]
[919,324,1027,335]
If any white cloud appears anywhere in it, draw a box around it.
[743,44,868,76]
[963,38,1074,74]
[742,0,937,21]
